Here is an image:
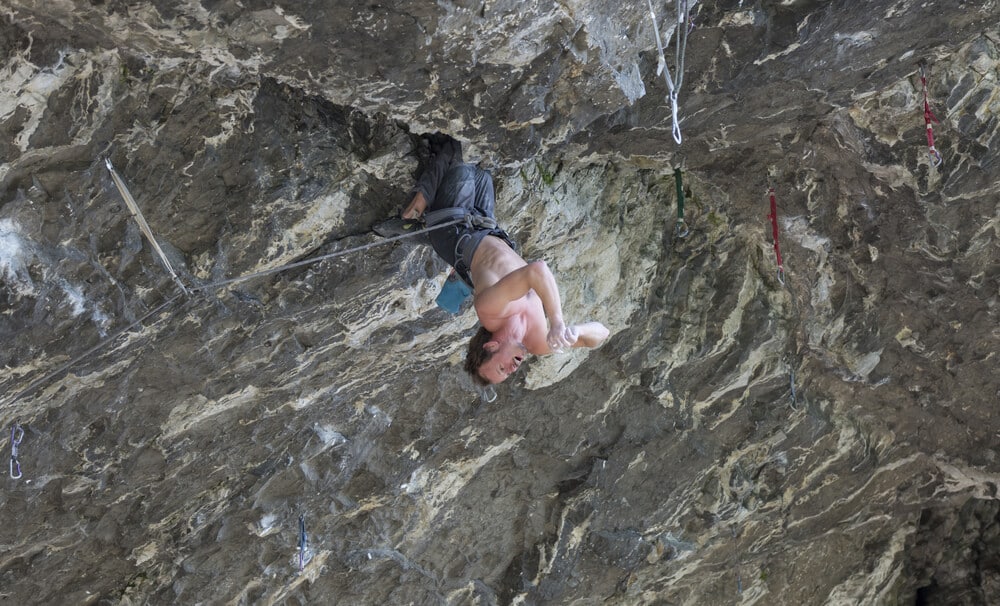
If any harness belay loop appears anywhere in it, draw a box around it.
[424,207,497,230]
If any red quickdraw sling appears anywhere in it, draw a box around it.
[920,65,943,167]
[767,186,785,285]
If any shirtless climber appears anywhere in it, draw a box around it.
[375,134,609,386]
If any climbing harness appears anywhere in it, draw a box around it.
[647,0,692,144]
[919,64,943,168]
[298,514,308,571]
[673,167,689,237]
[767,186,785,285]
[106,160,190,295]
[9,423,24,479]
[424,207,498,231]
[423,206,514,293]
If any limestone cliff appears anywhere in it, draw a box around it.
[2,1,999,604]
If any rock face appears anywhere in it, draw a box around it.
[1,1,999,604]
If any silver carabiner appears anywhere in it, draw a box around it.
[675,219,689,238]
[776,267,786,286]
[670,90,683,145]
[929,148,943,168]
[482,386,498,403]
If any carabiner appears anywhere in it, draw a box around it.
[776,267,786,286]
[670,91,683,145]
[482,386,498,403]
[929,148,943,168]
[675,219,690,238]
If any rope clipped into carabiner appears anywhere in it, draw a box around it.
[10,423,24,479]
[647,0,692,144]
[919,64,943,168]
[673,167,689,237]
[767,186,785,285]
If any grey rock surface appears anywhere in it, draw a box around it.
[1,1,999,604]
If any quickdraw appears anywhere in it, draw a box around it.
[10,423,24,479]
[786,355,800,410]
[789,367,798,408]
[919,64,943,167]
[673,167,689,237]
[647,0,692,144]
[767,186,785,285]
[298,514,308,571]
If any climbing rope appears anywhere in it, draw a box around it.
[919,64,943,168]
[107,160,467,295]
[647,0,692,144]
[0,290,186,411]
[673,167,689,237]
[106,160,190,295]
[1,165,467,411]
[190,216,465,293]
[767,186,785,285]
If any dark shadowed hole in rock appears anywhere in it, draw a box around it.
[904,498,1000,605]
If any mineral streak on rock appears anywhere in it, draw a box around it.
[1,1,999,604]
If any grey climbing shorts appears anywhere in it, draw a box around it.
[424,164,515,288]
